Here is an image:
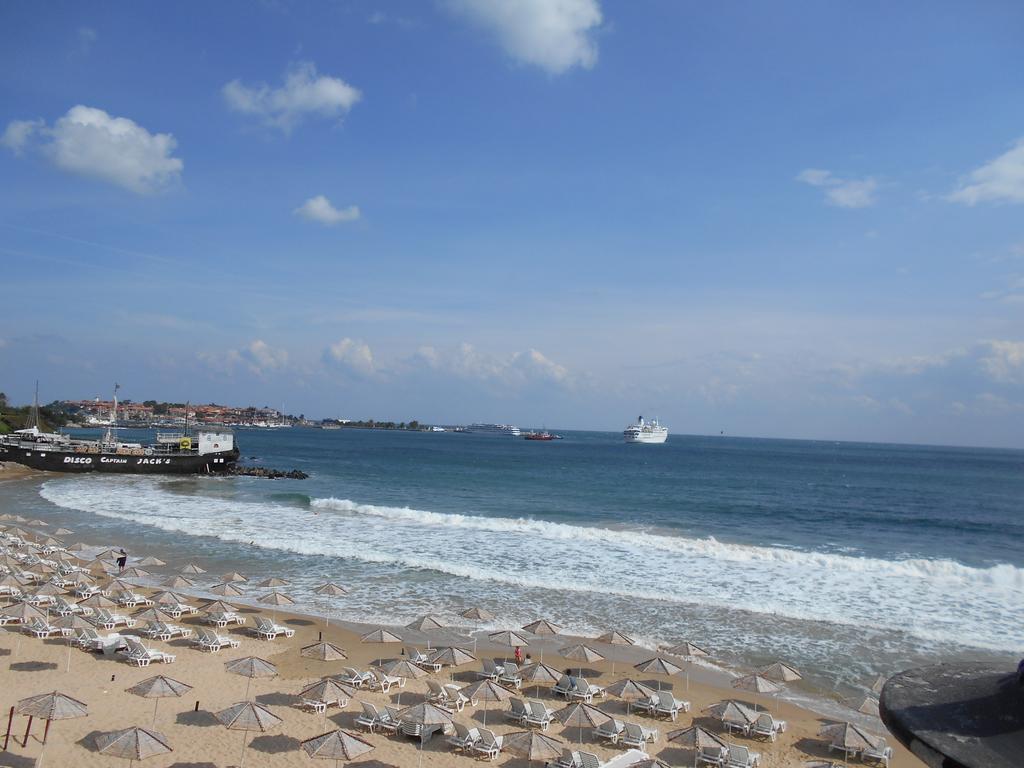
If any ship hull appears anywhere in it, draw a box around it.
[624,431,668,444]
[0,445,240,474]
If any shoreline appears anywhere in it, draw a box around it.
[0,568,927,768]
[2,469,898,730]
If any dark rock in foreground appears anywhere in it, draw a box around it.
[227,465,308,480]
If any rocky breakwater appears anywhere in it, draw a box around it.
[227,465,308,479]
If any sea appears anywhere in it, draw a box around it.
[5,427,1023,713]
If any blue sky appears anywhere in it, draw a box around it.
[2,1,1024,446]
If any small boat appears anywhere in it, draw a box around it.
[524,431,556,441]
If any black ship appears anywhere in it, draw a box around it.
[0,386,239,475]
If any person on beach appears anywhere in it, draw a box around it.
[514,646,523,665]
[116,548,127,572]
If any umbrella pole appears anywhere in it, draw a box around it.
[153,698,159,726]
[239,731,248,768]
[245,677,252,700]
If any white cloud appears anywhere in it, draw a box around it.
[978,340,1024,384]
[0,119,42,154]
[414,342,572,387]
[325,338,376,375]
[294,195,361,225]
[223,62,361,132]
[796,168,878,208]
[199,339,288,376]
[447,0,602,74]
[242,339,289,372]
[949,138,1024,205]
[3,106,183,193]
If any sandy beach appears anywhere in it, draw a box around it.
[0,514,925,768]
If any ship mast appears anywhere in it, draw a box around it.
[103,383,120,444]
[24,381,40,431]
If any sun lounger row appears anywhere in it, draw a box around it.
[206,610,246,627]
[698,743,761,768]
[828,738,893,767]
[191,628,240,652]
[426,680,475,711]
[553,674,607,702]
[251,616,294,640]
[478,658,525,687]
[506,697,557,729]
[335,666,406,693]
[632,689,691,721]
[593,719,658,751]
[447,723,504,760]
[118,637,175,667]
[141,620,193,641]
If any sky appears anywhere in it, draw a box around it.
[2,1,1024,447]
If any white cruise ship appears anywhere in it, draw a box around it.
[466,423,522,436]
[623,415,668,444]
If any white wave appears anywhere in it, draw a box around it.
[310,496,1024,589]
[39,476,1024,652]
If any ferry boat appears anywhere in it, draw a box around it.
[623,415,668,444]
[465,423,522,436]
[0,386,239,474]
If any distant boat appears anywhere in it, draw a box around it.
[524,431,557,441]
[623,415,668,444]
[465,423,521,436]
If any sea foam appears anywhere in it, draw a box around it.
[39,476,1024,653]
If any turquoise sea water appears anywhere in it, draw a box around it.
[8,427,1023,703]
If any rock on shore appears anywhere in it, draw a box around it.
[227,465,308,479]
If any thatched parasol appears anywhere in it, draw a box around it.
[215,701,282,768]
[126,675,193,725]
[94,726,172,765]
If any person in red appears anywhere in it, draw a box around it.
[514,646,523,665]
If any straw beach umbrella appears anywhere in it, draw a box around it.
[634,656,684,691]
[704,700,759,730]
[208,581,245,597]
[126,675,193,725]
[378,659,428,704]
[313,582,348,627]
[558,643,604,678]
[732,674,782,694]
[429,646,478,669]
[666,724,729,768]
[523,619,562,636]
[760,661,802,683]
[222,571,249,583]
[215,701,282,768]
[360,627,402,666]
[299,679,356,724]
[178,562,205,575]
[396,703,456,768]
[135,556,165,567]
[301,641,348,662]
[597,630,635,675]
[161,575,193,589]
[257,576,290,588]
[461,606,494,621]
[846,693,880,717]
[94,726,172,766]
[818,722,882,755]
[77,593,117,611]
[664,641,709,660]
[519,661,563,698]
[406,614,446,648]
[461,679,516,726]
[606,679,657,714]
[503,730,565,765]
[120,567,151,579]
[258,590,296,622]
[225,656,278,699]
[554,701,610,743]
[300,728,375,767]
[15,691,88,767]
[490,629,530,648]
